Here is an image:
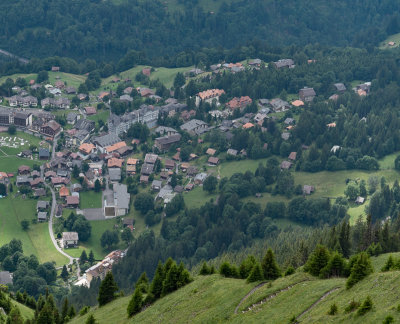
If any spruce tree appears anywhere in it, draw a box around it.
[357,296,373,315]
[177,262,192,287]
[239,255,256,279]
[98,272,119,306]
[346,252,373,289]
[6,307,23,324]
[88,250,95,265]
[247,262,264,283]
[162,262,179,296]
[320,252,346,278]
[127,288,143,317]
[381,255,395,272]
[61,298,69,322]
[135,272,149,294]
[150,261,165,299]
[80,250,88,264]
[199,262,210,275]
[304,245,330,277]
[262,249,281,280]
[85,314,97,324]
[61,265,69,281]
[68,305,76,319]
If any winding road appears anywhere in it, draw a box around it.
[41,134,80,275]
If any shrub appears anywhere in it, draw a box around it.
[357,296,373,316]
[327,303,338,315]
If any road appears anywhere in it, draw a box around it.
[41,133,81,277]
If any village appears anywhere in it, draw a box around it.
[0,57,374,288]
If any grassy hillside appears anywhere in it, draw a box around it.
[70,253,400,324]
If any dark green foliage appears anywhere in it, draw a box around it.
[284,266,295,276]
[85,314,97,324]
[344,299,360,313]
[6,306,23,324]
[100,230,119,249]
[7,125,16,135]
[165,194,185,217]
[199,262,214,276]
[65,213,91,242]
[247,263,264,283]
[134,193,154,215]
[127,288,143,317]
[203,176,218,193]
[381,255,395,272]
[305,245,330,277]
[80,250,88,264]
[383,315,394,324]
[61,265,69,281]
[346,253,373,289]
[262,249,281,280]
[357,296,373,316]
[320,252,347,278]
[149,262,164,300]
[239,255,257,279]
[88,250,95,265]
[135,272,149,294]
[97,272,119,306]
[79,306,90,316]
[20,220,29,231]
[327,303,338,315]
[121,227,134,246]
[219,262,239,278]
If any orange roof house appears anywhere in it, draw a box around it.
[243,123,255,129]
[108,158,124,168]
[85,106,97,115]
[59,186,70,198]
[0,172,8,180]
[226,96,252,110]
[79,143,95,155]
[105,141,127,154]
[98,91,110,100]
[127,158,139,165]
[327,122,336,128]
[206,148,216,156]
[197,89,225,100]
[291,100,304,107]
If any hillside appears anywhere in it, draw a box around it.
[0,0,397,61]
[71,253,400,324]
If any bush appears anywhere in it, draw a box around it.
[284,266,295,276]
[357,296,373,316]
[344,299,360,313]
[327,303,338,315]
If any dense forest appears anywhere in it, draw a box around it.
[1,0,400,62]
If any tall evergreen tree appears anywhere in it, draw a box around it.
[346,252,373,289]
[80,250,88,264]
[304,245,330,277]
[88,250,95,265]
[262,249,281,280]
[127,288,143,317]
[162,262,179,296]
[61,298,69,322]
[85,314,97,324]
[61,265,69,281]
[98,272,119,306]
[6,307,23,324]
[135,272,149,294]
[149,261,164,299]
[247,262,264,283]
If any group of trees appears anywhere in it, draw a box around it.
[63,212,92,242]
[127,258,192,317]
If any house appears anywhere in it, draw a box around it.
[119,95,133,103]
[227,148,238,156]
[144,153,158,165]
[85,106,97,115]
[18,165,30,175]
[105,141,127,154]
[356,196,365,205]
[194,173,208,184]
[152,180,162,191]
[85,250,125,286]
[303,185,315,195]
[174,185,184,193]
[37,201,49,211]
[39,148,50,160]
[79,143,96,156]
[140,175,149,183]
[62,232,79,248]
[180,119,208,135]
[249,59,262,66]
[93,133,121,153]
[108,158,124,168]
[154,134,181,152]
[137,88,155,97]
[164,159,175,170]
[334,83,346,93]
[280,161,292,169]
[281,132,290,140]
[141,163,154,176]
[0,271,12,285]
[109,168,122,182]
[75,119,95,133]
[187,166,198,177]
[71,183,82,192]
[59,186,70,198]
[30,177,44,187]
[66,196,79,208]
[269,98,290,112]
[51,66,60,72]
[41,120,61,137]
[208,157,220,165]
[67,112,78,125]
[226,96,252,110]
[65,86,77,94]
[299,87,316,102]
[123,218,134,228]
[354,82,371,96]
[13,112,32,127]
[288,152,297,161]
[284,118,294,125]
[291,100,304,107]
[103,183,130,217]
[206,148,216,156]
[126,158,139,175]
[155,126,178,136]
[37,212,47,222]
[195,89,225,107]
[327,122,336,128]
[274,59,295,69]
[243,123,254,129]
[180,162,190,172]
[33,188,46,197]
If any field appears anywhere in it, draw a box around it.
[87,110,110,124]
[0,73,37,85]
[0,156,40,173]
[0,196,68,266]
[379,33,400,49]
[48,71,86,89]
[70,253,400,324]
[0,131,46,156]
[80,191,102,209]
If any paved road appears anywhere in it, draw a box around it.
[41,134,80,277]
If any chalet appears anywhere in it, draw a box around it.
[51,66,60,72]
[37,212,47,222]
[269,98,290,112]
[303,185,315,195]
[79,143,96,156]
[137,88,155,97]
[227,148,238,156]
[39,148,50,160]
[195,89,225,107]
[126,158,139,175]
[144,153,158,165]
[141,163,154,176]
[249,59,262,66]
[291,100,304,107]
[59,186,70,198]
[30,178,44,187]
[44,171,57,179]
[18,165,30,175]
[34,188,46,197]
[65,86,77,94]
[187,166,198,177]
[206,148,216,156]
[93,133,121,153]
[226,96,252,110]
[41,120,61,137]
[194,173,208,184]
[108,158,124,168]
[66,196,79,208]
[299,87,316,102]
[208,157,220,165]
[334,83,346,93]
[119,95,133,103]
[152,180,162,191]
[13,112,32,127]
[284,118,295,125]
[164,159,175,170]
[154,134,181,152]
[140,175,149,183]
[123,218,134,228]
[180,119,208,135]
[67,112,78,125]
[288,152,297,161]
[280,161,292,169]
[274,59,295,69]
[37,201,49,211]
[0,271,12,285]
[356,196,365,205]
[85,106,97,115]
[155,126,178,136]
[16,176,32,186]
[62,232,79,248]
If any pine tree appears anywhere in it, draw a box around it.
[320,252,346,278]
[239,255,256,279]
[247,262,264,283]
[61,298,69,322]
[61,265,69,281]
[6,307,23,324]
[262,249,281,280]
[150,261,165,299]
[357,296,373,315]
[85,314,97,324]
[199,262,210,275]
[97,272,119,306]
[135,272,149,294]
[381,255,395,272]
[127,288,143,317]
[339,221,351,258]
[80,250,88,264]
[88,250,95,265]
[346,252,373,289]
[304,245,330,277]
[162,262,179,296]
[68,305,76,319]
[327,303,338,315]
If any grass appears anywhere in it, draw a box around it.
[69,253,400,324]
[0,73,37,85]
[0,131,47,156]
[183,186,217,208]
[379,33,400,49]
[48,71,86,89]
[87,110,110,124]
[11,299,34,320]
[79,191,102,209]
[0,196,68,266]
[0,156,41,173]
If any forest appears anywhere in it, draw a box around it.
[0,0,400,62]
